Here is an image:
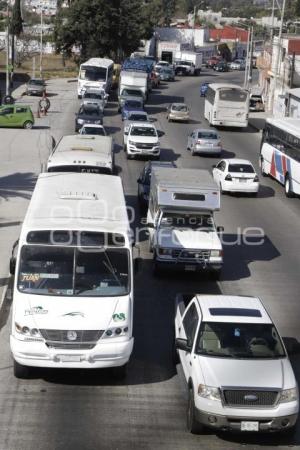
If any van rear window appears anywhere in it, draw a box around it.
[27,231,125,246]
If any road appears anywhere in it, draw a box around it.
[0,70,300,450]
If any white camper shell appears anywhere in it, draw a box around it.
[147,168,223,276]
[119,70,148,103]
[10,173,134,377]
[47,135,114,174]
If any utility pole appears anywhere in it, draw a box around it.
[249,26,254,87]
[6,5,10,96]
[244,27,251,89]
[39,8,43,78]
[270,0,275,43]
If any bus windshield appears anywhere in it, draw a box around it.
[80,66,107,81]
[18,245,130,297]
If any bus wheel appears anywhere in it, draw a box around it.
[260,158,267,177]
[285,175,294,198]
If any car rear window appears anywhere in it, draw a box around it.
[198,132,218,139]
[228,164,255,173]
[172,104,187,111]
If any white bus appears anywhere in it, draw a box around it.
[78,57,114,98]
[204,83,249,128]
[10,173,135,378]
[260,118,300,197]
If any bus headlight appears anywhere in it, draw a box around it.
[15,322,43,340]
[103,326,129,338]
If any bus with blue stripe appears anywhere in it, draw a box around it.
[260,118,300,197]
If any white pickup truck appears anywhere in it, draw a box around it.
[174,294,299,434]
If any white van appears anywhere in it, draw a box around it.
[10,173,136,378]
[47,135,114,174]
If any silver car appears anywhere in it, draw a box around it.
[187,128,222,156]
[81,88,107,112]
[167,103,189,122]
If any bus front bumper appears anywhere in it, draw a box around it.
[10,335,134,369]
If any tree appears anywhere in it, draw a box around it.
[55,0,153,62]
[295,0,300,16]
[9,0,23,87]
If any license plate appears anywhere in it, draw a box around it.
[59,355,82,362]
[241,421,259,431]
[185,265,196,271]
[239,178,247,183]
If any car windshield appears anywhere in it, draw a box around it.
[131,126,156,137]
[81,127,105,136]
[198,131,218,139]
[196,322,286,359]
[228,164,255,173]
[30,79,44,85]
[122,89,142,97]
[172,104,187,112]
[125,100,142,108]
[177,61,192,66]
[84,93,102,100]
[17,245,129,297]
[160,213,214,230]
[129,114,147,121]
[81,107,101,116]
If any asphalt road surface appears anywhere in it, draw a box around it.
[0,70,300,450]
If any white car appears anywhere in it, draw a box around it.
[212,158,259,195]
[124,122,160,160]
[155,61,170,70]
[79,124,107,136]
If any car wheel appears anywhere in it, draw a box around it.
[187,387,203,434]
[285,174,294,198]
[14,360,31,379]
[23,121,33,129]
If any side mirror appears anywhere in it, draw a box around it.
[9,257,16,275]
[157,130,164,137]
[175,338,191,352]
[217,226,224,233]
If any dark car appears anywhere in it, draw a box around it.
[75,104,103,132]
[200,82,209,97]
[137,161,176,210]
[214,61,229,72]
[121,98,144,121]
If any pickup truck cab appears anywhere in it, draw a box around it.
[174,294,299,434]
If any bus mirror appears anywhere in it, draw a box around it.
[9,257,16,275]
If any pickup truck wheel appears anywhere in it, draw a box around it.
[112,363,128,380]
[187,388,203,434]
[210,269,221,281]
[14,360,31,379]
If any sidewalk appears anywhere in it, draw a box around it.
[248,110,272,132]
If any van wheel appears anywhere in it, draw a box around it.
[285,175,294,198]
[14,360,31,379]
[112,363,128,380]
[23,121,33,129]
[187,387,203,434]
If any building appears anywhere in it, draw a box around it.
[209,26,249,43]
[264,35,300,116]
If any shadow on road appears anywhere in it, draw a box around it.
[0,172,37,201]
